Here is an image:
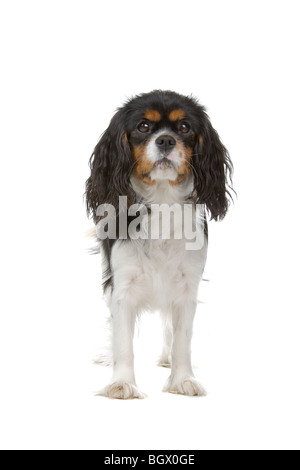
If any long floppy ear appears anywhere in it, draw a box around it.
[192,119,234,221]
[85,111,135,222]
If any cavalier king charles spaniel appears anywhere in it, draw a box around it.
[86,90,233,399]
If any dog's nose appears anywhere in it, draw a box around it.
[155,135,176,154]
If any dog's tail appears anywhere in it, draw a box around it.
[93,316,113,367]
[84,227,101,255]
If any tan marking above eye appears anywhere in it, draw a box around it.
[169,109,186,121]
[144,110,161,122]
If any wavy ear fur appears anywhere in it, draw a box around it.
[192,119,234,221]
[85,111,135,222]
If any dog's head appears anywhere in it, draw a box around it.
[86,90,233,221]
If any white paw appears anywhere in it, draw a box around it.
[97,382,147,400]
[163,376,207,397]
[157,358,171,368]
[158,362,171,368]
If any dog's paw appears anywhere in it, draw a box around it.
[158,362,171,368]
[157,352,172,368]
[157,358,171,368]
[96,382,147,400]
[163,376,207,397]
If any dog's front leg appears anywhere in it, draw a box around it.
[99,299,146,399]
[163,300,206,396]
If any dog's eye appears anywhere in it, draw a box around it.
[137,121,151,133]
[179,121,191,134]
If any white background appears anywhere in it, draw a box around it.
[0,0,299,450]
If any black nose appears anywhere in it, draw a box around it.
[155,135,176,154]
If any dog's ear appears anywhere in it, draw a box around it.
[192,118,234,220]
[85,111,135,221]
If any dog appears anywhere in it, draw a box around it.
[86,90,233,399]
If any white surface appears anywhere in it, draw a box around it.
[0,0,300,450]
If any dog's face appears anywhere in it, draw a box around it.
[86,90,233,221]
[126,102,199,186]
